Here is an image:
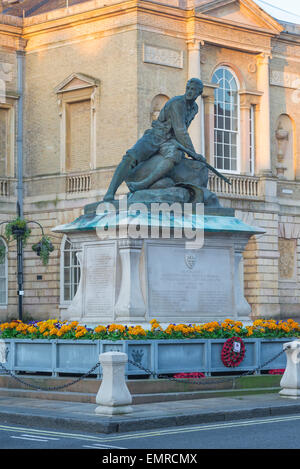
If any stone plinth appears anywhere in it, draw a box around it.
[53,206,265,325]
[95,352,132,415]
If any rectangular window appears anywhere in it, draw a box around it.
[66,99,91,172]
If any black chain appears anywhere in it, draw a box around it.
[0,360,101,391]
[128,346,289,386]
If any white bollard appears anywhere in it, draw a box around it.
[279,340,300,398]
[95,352,133,415]
[0,340,7,365]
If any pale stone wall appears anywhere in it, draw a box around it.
[137,30,187,139]
[24,29,138,180]
[200,43,258,90]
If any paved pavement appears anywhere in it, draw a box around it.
[0,392,300,434]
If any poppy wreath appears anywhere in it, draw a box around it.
[221,337,245,368]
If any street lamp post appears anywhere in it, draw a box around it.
[0,218,52,321]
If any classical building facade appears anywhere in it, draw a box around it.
[0,0,300,322]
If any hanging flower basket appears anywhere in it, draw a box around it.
[5,218,31,245]
[32,236,54,266]
[221,337,246,368]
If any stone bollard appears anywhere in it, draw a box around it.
[0,340,7,365]
[279,340,300,398]
[95,352,133,415]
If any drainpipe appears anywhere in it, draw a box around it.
[16,50,25,321]
[16,50,25,218]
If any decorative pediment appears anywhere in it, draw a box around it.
[195,0,283,34]
[55,73,100,94]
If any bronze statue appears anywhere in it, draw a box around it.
[103,78,228,207]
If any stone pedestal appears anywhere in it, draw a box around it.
[95,352,133,415]
[53,208,264,325]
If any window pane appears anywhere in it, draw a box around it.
[64,268,70,283]
[217,116,224,129]
[64,251,70,266]
[215,157,223,169]
[74,267,80,284]
[224,158,230,170]
[232,105,238,119]
[216,131,223,143]
[232,118,238,132]
[231,133,237,146]
[64,285,71,301]
[0,278,6,304]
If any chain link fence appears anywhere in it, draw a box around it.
[0,345,289,392]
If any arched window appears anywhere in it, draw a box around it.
[61,236,81,303]
[0,237,8,306]
[212,67,239,172]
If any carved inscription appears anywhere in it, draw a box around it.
[143,44,183,69]
[147,244,233,316]
[278,238,296,280]
[83,243,116,316]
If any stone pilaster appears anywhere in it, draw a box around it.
[115,239,146,322]
[256,53,272,175]
[187,39,203,154]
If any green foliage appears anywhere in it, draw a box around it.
[32,236,54,265]
[5,218,31,245]
[0,242,5,263]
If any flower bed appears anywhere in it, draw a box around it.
[0,318,297,377]
[1,318,300,341]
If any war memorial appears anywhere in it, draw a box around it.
[54,77,264,327]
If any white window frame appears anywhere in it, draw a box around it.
[60,235,81,305]
[0,237,8,307]
[212,66,240,174]
[249,104,255,176]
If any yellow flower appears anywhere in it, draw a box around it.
[150,319,163,332]
[95,325,106,334]
[128,325,146,337]
[108,324,125,333]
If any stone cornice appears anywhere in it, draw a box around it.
[0,0,295,56]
